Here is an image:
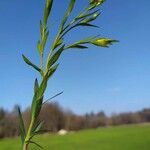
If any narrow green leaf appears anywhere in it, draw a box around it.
[61,0,76,30]
[43,0,53,26]
[31,95,43,119]
[53,38,63,49]
[31,79,46,118]
[64,36,97,50]
[76,9,100,20]
[22,54,41,73]
[43,91,63,104]
[43,30,49,48]
[47,45,65,69]
[79,36,97,42]
[67,44,88,49]
[37,40,41,54]
[82,12,100,23]
[87,3,97,11]
[78,23,99,28]
[47,63,59,79]
[34,121,44,133]
[74,36,97,45]
[17,107,26,145]
[38,73,50,97]
[61,22,98,38]
[40,30,49,55]
[40,20,43,37]
[28,121,44,141]
[31,121,44,137]
[38,21,49,56]
[34,78,39,94]
[28,141,44,149]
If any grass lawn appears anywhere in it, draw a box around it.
[0,124,150,150]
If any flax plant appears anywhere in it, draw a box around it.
[18,0,118,149]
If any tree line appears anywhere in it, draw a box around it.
[0,102,150,138]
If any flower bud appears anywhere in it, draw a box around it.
[91,38,118,47]
[90,0,105,6]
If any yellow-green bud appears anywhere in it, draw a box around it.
[91,38,118,47]
[90,0,105,6]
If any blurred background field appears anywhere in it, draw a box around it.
[0,0,150,149]
[0,124,150,150]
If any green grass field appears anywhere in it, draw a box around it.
[0,124,150,150]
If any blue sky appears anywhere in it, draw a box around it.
[0,0,150,115]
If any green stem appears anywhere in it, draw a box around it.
[23,143,28,150]
[23,118,35,150]
[46,30,61,69]
[40,55,44,70]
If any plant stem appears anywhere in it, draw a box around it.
[23,143,28,150]
[23,118,35,150]
[40,55,44,71]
